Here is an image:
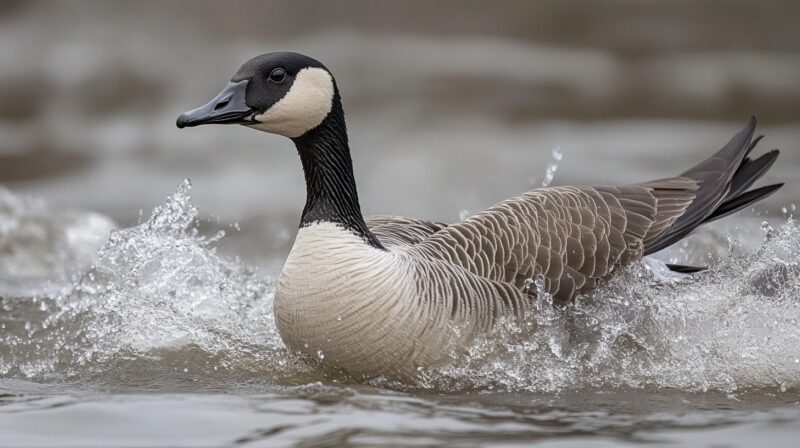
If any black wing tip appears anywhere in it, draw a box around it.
[763,182,785,193]
[720,116,759,159]
[644,116,780,255]
[742,115,758,137]
[758,148,780,166]
[706,183,784,223]
[745,135,765,157]
[665,263,707,274]
[760,148,781,170]
[746,116,757,136]
[748,182,785,207]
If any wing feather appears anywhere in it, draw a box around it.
[412,183,696,303]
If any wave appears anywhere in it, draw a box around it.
[0,181,310,384]
[1,181,798,393]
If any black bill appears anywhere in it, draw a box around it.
[176,80,255,128]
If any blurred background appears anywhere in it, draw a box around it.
[1,0,798,267]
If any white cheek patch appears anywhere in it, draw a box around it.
[252,67,334,138]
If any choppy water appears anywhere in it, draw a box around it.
[1,180,799,447]
[2,1,800,446]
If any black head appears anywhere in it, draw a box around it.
[177,52,337,138]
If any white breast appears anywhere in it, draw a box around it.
[274,222,464,379]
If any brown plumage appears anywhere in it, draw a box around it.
[367,118,780,307]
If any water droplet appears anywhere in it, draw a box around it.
[541,147,563,187]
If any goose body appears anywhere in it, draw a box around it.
[178,52,784,380]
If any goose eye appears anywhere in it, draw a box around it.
[269,68,287,83]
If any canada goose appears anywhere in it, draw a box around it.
[177,52,783,380]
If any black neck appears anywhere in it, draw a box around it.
[291,91,384,249]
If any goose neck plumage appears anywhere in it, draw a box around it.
[291,91,384,249]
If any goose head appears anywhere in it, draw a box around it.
[177,51,381,247]
[176,52,336,139]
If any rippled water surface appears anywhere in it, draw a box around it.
[2,1,800,446]
[2,181,799,447]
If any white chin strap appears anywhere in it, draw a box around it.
[252,67,335,138]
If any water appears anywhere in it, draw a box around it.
[2,385,799,448]
[2,1,800,446]
[1,180,799,447]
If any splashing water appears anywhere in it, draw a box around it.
[541,147,563,187]
[0,180,308,384]
[424,220,800,393]
[1,181,799,394]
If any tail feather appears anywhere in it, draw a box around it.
[744,134,765,158]
[705,183,783,224]
[644,116,782,255]
[727,149,780,199]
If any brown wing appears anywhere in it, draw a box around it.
[406,118,784,304]
[410,181,697,303]
[366,215,448,248]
